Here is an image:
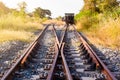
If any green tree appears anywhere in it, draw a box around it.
[82,0,96,11]
[33,7,51,18]
[43,9,51,17]
[83,0,119,13]
[17,1,27,17]
[33,7,44,18]
[97,0,119,12]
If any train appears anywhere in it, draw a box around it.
[62,13,75,25]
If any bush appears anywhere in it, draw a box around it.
[75,10,91,21]
[75,0,120,49]
[75,10,99,31]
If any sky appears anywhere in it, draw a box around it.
[0,0,84,18]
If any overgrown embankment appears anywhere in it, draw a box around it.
[75,0,120,49]
[0,14,43,43]
[0,1,51,43]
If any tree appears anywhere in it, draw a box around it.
[0,2,10,15]
[82,0,96,11]
[43,9,51,17]
[17,1,27,17]
[83,0,119,13]
[33,7,51,18]
[97,0,119,12]
[33,7,44,18]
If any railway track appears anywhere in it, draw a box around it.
[1,24,119,80]
[1,24,59,80]
[60,25,117,80]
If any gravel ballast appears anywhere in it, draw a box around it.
[0,41,30,78]
[0,29,120,79]
[92,45,120,79]
[82,32,120,79]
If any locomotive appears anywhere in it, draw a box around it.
[64,13,74,25]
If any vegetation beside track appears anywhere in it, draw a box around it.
[0,14,42,43]
[75,0,120,49]
[0,2,51,43]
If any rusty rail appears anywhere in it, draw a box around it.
[53,24,60,47]
[46,25,68,80]
[59,25,67,47]
[73,25,117,80]
[1,24,117,80]
[46,25,73,80]
[46,25,60,80]
[60,43,73,80]
[46,43,59,80]
[1,24,52,80]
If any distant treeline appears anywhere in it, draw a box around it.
[0,1,51,19]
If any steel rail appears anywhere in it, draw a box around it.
[1,24,116,80]
[46,43,59,80]
[72,25,117,80]
[60,43,73,80]
[59,25,67,47]
[46,25,68,80]
[1,24,50,80]
[53,24,60,47]
[47,25,73,80]
[46,25,60,80]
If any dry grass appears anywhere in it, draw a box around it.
[83,17,120,49]
[0,15,42,31]
[76,21,83,31]
[77,17,120,49]
[0,30,34,43]
[0,14,43,43]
